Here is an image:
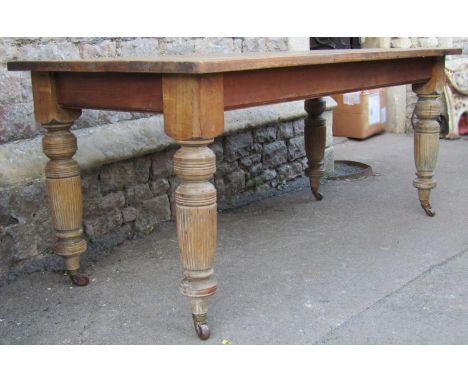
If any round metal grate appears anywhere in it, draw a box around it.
[328,160,373,180]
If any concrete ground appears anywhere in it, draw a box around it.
[1,133,467,344]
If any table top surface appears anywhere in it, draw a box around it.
[7,48,461,74]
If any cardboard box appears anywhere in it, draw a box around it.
[331,88,387,139]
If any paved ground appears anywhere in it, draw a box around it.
[1,133,467,344]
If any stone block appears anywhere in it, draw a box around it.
[0,39,17,64]
[162,38,196,55]
[126,183,153,204]
[240,154,262,169]
[417,37,439,48]
[135,157,151,183]
[225,131,253,161]
[167,176,180,218]
[214,178,226,201]
[85,191,125,216]
[209,140,224,163]
[216,161,239,177]
[278,162,303,181]
[119,38,160,57]
[288,137,306,161]
[324,146,335,175]
[254,125,277,143]
[100,161,136,193]
[122,206,137,223]
[9,182,46,220]
[150,178,170,196]
[17,41,80,60]
[134,195,171,232]
[84,209,123,238]
[151,150,174,178]
[277,122,295,139]
[263,141,287,168]
[0,102,38,144]
[391,38,412,49]
[6,223,39,262]
[225,170,246,197]
[0,71,31,103]
[263,169,277,181]
[248,163,264,177]
[79,40,117,58]
[265,38,289,51]
[251,143,263,155]
[243,38,267,52]
[292,119,304,135]
[194,38,235,54]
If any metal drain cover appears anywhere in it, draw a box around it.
[328,160,373,180]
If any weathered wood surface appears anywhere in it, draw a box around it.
[8,48,461,74]
[162,74,224,139]
[31,72,89,286]
[36,56,445,114]
[412,57,446,217]
[304,98,327,201]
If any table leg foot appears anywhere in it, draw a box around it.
[312,189,323,201]
[68,270,90,286]
[420,192,436,217]
[193,313,210,340]
[304,98,326,201]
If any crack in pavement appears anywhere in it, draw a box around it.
[315,246,468,344]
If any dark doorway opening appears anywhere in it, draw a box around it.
[309,37,361,50]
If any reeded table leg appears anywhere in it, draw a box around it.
[304,98,327,200]
[42,121,89,285]
[174,139,217,340]
[31,72,89,286]
[411,57,445,217]
[412,86,442,217]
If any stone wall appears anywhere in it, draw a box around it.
[362,37,468,134]
[0,37,289,144]
[0,37,336,283]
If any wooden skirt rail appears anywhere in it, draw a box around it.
[7,48,461,340]
[53,57,434,112]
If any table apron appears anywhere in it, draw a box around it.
[223,57,433,109]
[54,57,434,113]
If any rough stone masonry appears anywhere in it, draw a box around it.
[0,37,335,283]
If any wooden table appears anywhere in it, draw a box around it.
[8,48,461,340]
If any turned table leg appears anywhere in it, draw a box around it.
[304,98,327,200]
[412,58,445,217]
[412,92,441,217]
[174,139,217,340]
[42,121,89,286]
[31,72,88,286]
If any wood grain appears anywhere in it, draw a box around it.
[174,140,218,318]
[304,98,327,197]
[55,72,163,112]
[31,72,81,124]
[412,57,445,215]
[31,72,86,271]
[223,57,434,109]
[8,48,461,74]
[51,57,437,114]
[162,74,224,140]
